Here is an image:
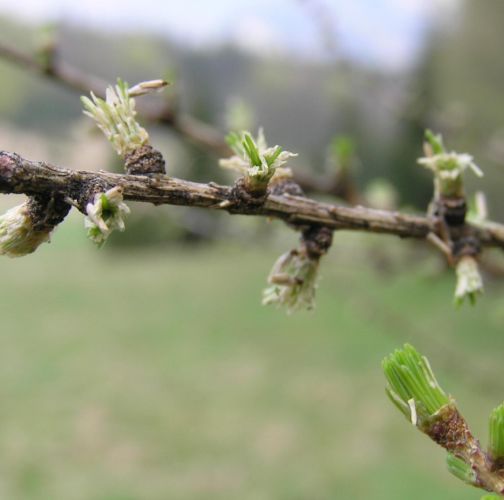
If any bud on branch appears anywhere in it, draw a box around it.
[383,344,504,496]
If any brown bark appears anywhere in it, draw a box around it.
[1,150,503,249]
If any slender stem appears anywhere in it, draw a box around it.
[0,42,230,155]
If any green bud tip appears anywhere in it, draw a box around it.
[446,453,477,486]
[382,344,450,426]
[488,403,504,463]
[84,186,130,247]
[220,128,297,186]
[454,256,484,307]
[331,135,355,168]
[418,130,483,199]
[424,129,445,155]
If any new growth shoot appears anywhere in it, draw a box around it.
[262,249,319,314]
[383,344,504,496]
[418,129,483,199]
[0,203,51,257]
[85,187,130,247]
[220,128,297,193]
[81,78,167,157]
[383,343,450,428]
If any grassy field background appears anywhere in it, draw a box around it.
[0,215,503,500]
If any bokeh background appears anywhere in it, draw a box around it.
[0,1,503,498]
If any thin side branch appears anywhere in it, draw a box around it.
[1,150,503,248]
[0,42,231,156]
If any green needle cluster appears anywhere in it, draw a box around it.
[488,403,504,463]
[383,344,450,425]
[446,453,477,485]
[220,128,297,190]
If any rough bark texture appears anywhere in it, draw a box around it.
[26,194,71,232]
[1,150,504,250]
[0,42,362,200]
[425,404,504,495]
[301,226,334,259]
[124,145,166,175]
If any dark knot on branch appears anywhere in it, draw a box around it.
[228,177,268,211]
[453,235,482,259]
[302,225,334,259]
[124,145,166,176]
[437,196,467,227]
[269,178,305,197]
[27,194,71,232]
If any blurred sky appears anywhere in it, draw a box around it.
[0,0,457,70]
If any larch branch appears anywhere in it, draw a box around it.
[1,150,503,249]
[0,42,231,156]
[0,42,357,196]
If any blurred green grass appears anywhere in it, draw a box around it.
[0,217,502,499]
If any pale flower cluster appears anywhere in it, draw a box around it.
[85,186,130,247]
[0,203,51,257]
[454,255,484,306]
[262,249,319,314]
[219,128,297,185]
[418,152,483,180]
[81,79,150,157]
[418,150,483,198]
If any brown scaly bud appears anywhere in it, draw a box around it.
[124,144,165,176]
[301,225,333,259]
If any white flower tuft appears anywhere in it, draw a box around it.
[81,79,151,157]
[0,203,51,257]
[418,152,483,179]
[454,255,484,306]
[220,128,297,187]
[418,150,483,199]
[85,186,130,247]
[262,249,319,313]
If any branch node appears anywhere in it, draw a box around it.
[229,177,267,211]
[301,225,333,259]
[436,196,467,227]
[27,193,70,232]
[453,235,482,260]
[124,144,166,175]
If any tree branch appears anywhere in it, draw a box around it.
[1,150,503,248]
[0,42,231,155]
[0,41,357,197]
